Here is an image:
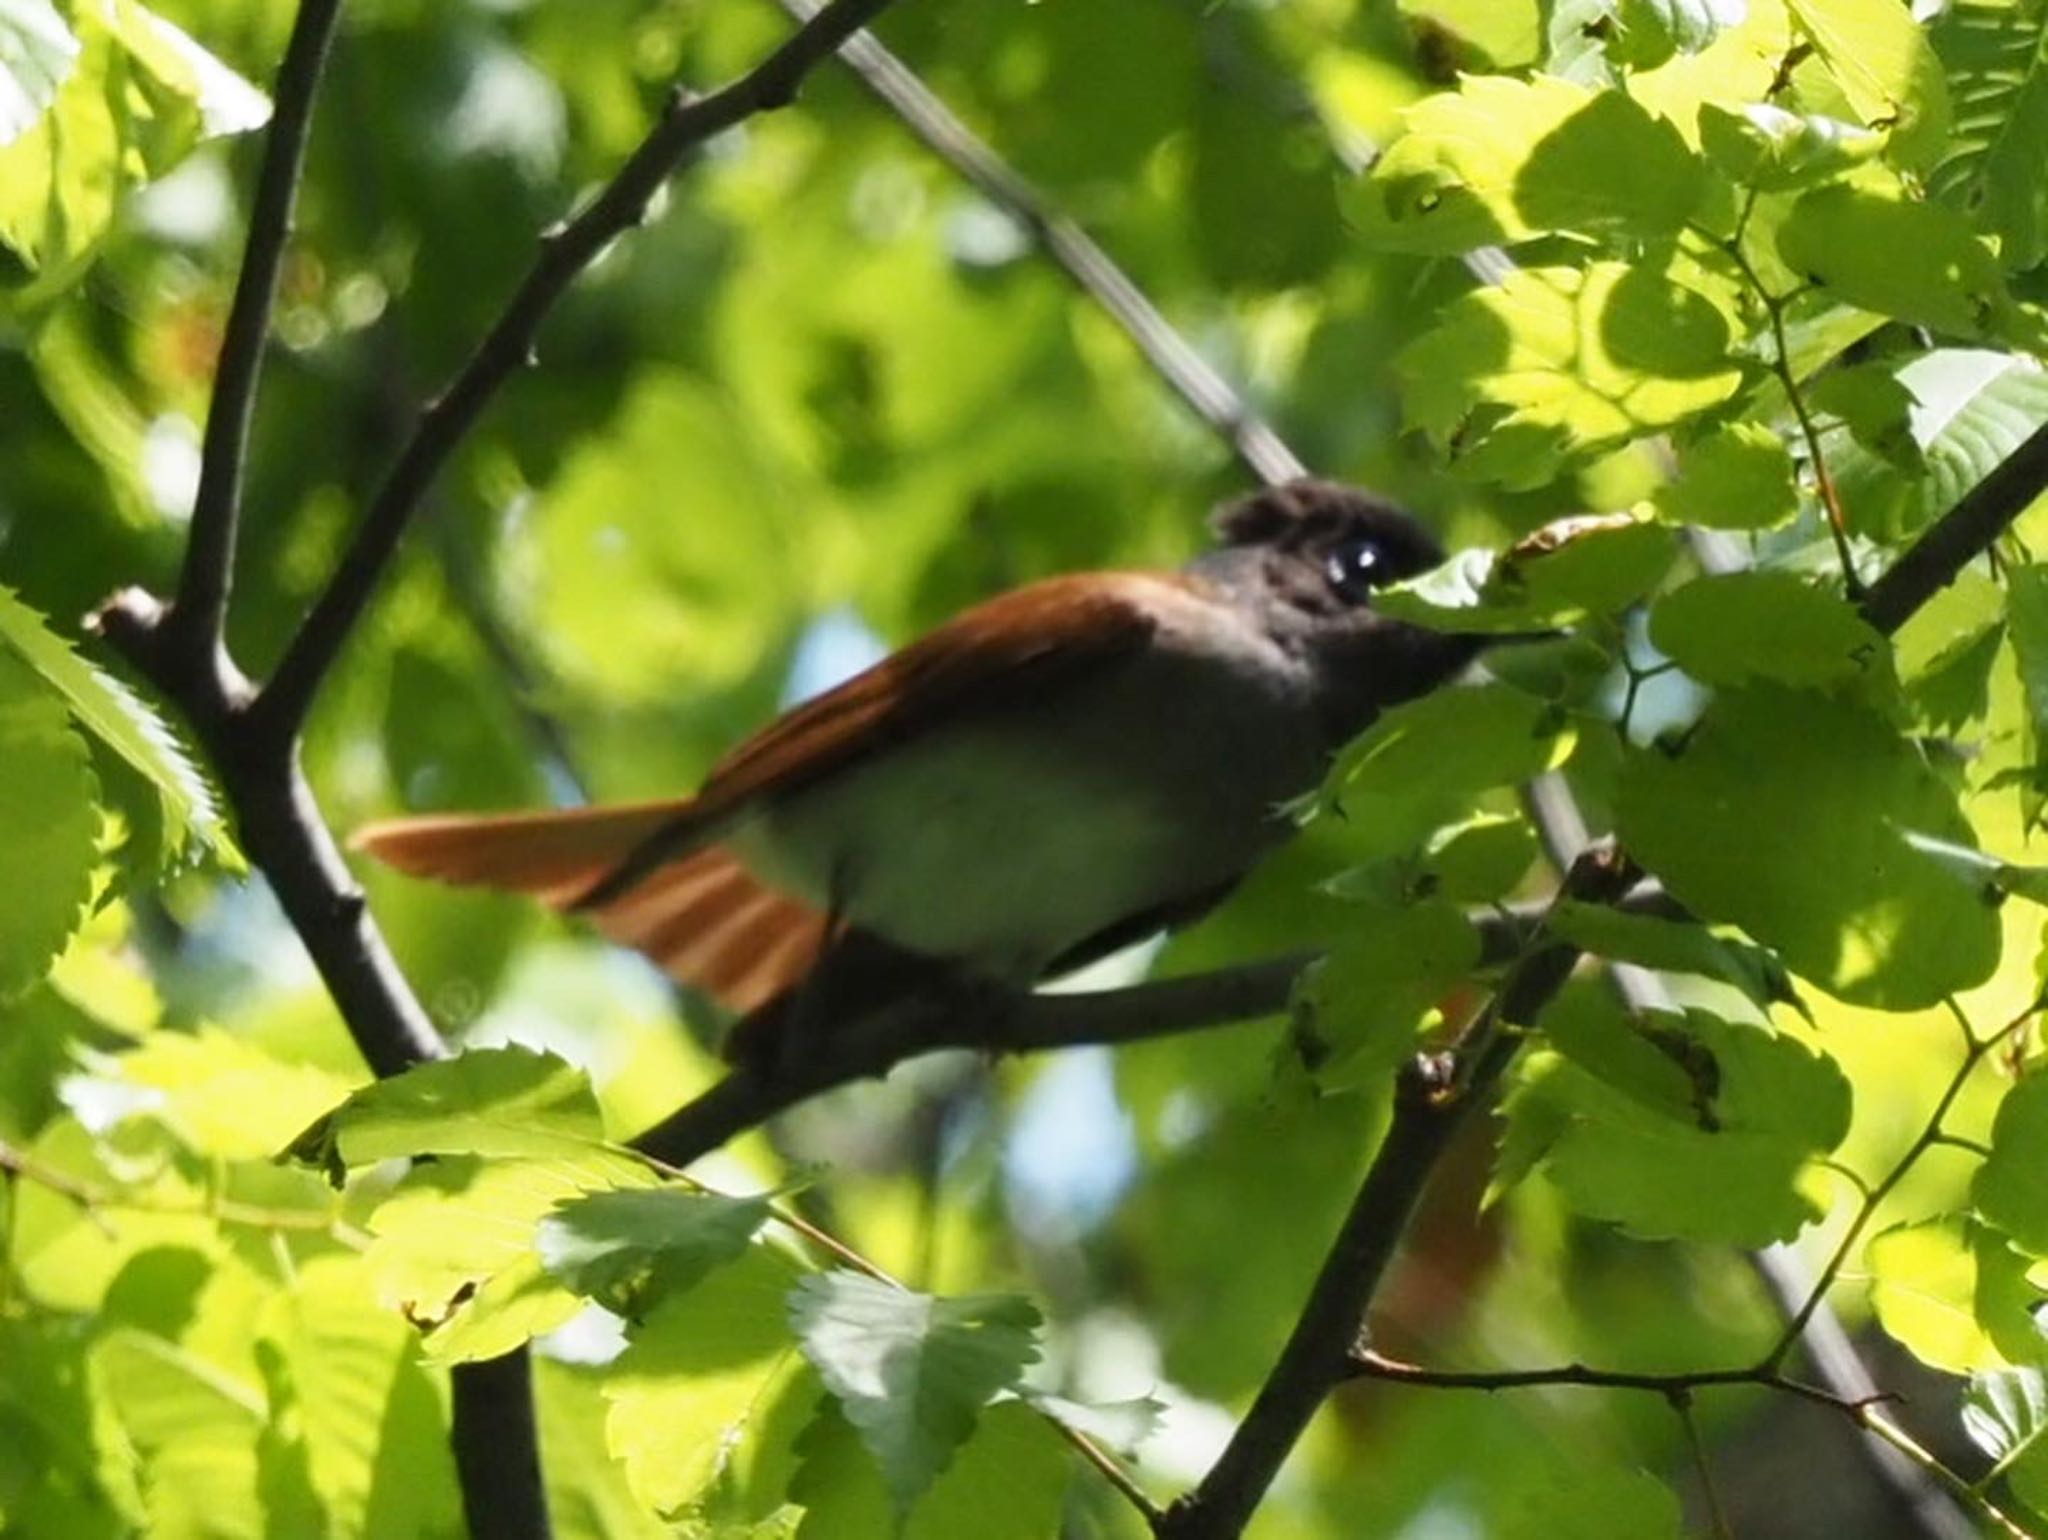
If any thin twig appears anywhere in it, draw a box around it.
[254,0,906,745]
[1711,232,1861,595]
[1764,991,2046,1366]
[777,0,1307,488]
[1348,1349,1869,1417]
[172,0,344,655]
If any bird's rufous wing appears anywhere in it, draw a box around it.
[352,570,1187,1010]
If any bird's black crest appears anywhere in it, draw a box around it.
[1209,479,1444,575]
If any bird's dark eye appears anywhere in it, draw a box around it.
[1324,536,1386,603]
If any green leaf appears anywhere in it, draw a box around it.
[1977,1074,2048,1256]
[1507,1002,1850,1246]
[1420,813,1540,903]
[2007,565,2048,821]
[0,650,99,999]
[536,1360,675,1540]
[364,1149,653,1344]
[262,1253,463,1537]
[603,1247,817,1518]
[1930,0,2048,270]
[1376,514,1678,634]
[1547,900,1801,1014]
[0,585,224,867]
[1906,619,2004,734]
[285,1046,611,1178]
[0,0,267,298]
[72,1030,352,1160]
[1318,682,1576,856]
[788,1270,1041,1516]
[1293,899,1479,1089]
[1617,684,2003,1009]
[1833,351,2048,541]
[1965,1370,2048,1515]
[1650,421,1799,530]
[1399,262,1742,487]
[1869,1218,2041,1372]
[536,1188,771,1319]
[1346,74,1703,253]
[788,1400,1070,1540]
[0,0,78,145]
[1621,0,1747,59]
[1647,571,1893,694]
[1777,186,2009,337]
[1786,0,1952,167]
[1698,102,1885,189]
[1809,362,1923,474]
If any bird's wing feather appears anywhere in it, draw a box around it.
[351,806,826,1013]
[352,570,1190,1010]
[571,570,1184,906]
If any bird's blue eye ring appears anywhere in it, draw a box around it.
[1325,537,1385,602]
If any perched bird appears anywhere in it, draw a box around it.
[354,480,1484,1063]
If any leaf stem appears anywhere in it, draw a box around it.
[1714,234,1861,596]
[1763,992,2046,1368]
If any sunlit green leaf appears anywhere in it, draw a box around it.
[788,1400,1070,1540]
[0,0,78,146]
[1833,351,2048,541]
[1930,0,2048,270]
[1618,684,2003,1008]
[537,1188,770,1319]
[286,1046,611,1178]
[1698,102,1884,189]
[1650,420,1799,530]
[0,0,267,296]
[1785,0,1952,166]
[789,1270,1041,1516]
[1347,74,1702,253]
[0,585,225,867]
[1777,187,2009,337]
[1977,1074,2048,1256]
[1648,570,1893,695]
[1869,1218,2041,1372]
[365,1152,652,1354]
[1399,262,1742,487]
[1377,514,1677,634]
[1965,1369,2048,1515]
[603,1247,817,1518]
[0,650,99,1000]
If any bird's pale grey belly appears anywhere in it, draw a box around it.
[724,657,1324,979]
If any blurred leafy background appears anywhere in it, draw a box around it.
[9,0,2048,1535]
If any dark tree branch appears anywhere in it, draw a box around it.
[777,0,1308,488]
[1347,1348,1872,1415]
[171,0,343,657]
[253,0,905,746]
[629,890,1678,1168]
[1154,848,1638,1540]
[1859,419,2048,635]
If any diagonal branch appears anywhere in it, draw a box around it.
[1859,418,2048,635]
[253,0,905,745]
[777,0,1308,488]
[172,0,344,657]
[1153,847,1637,1540]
